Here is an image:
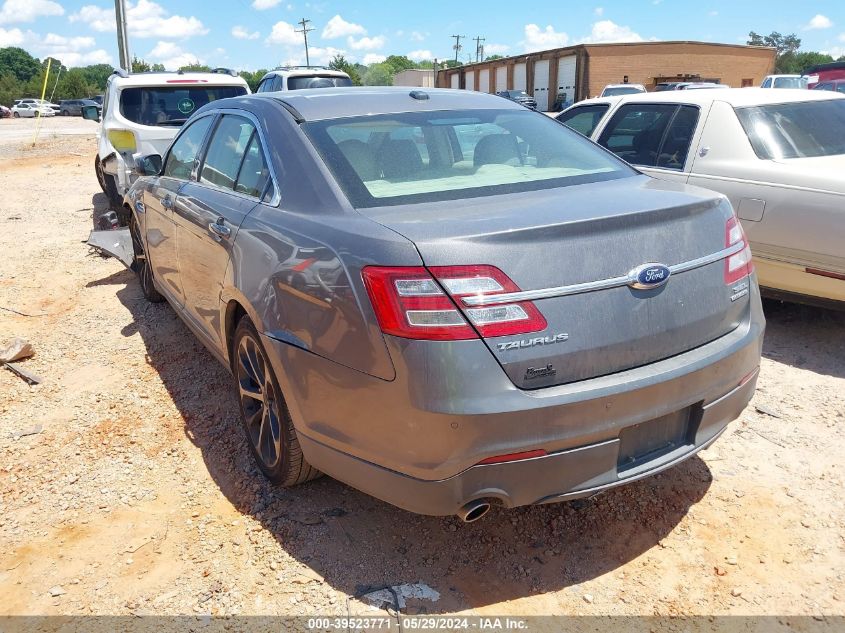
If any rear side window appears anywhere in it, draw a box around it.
[556,104,610,136]
[734,99,845,159]
[235,135,271,198]
[201,115,255,190]
[163,116,214,180]
[597,104,699,170]
[119,85,247,126]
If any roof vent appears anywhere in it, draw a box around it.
[409,90,430,101]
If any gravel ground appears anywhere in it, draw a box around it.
[0,131,843,619]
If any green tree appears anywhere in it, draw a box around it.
[747,31,801,56]
[151,63,165,72]
[0,47,41,82]
[443,59,462,69]
[362,62,393,86]
[179,62,212,72]
[327,54,361,85]
[79,64,115,91]
[383,55,417,74]
[0,72,22,107]
[55,68,90,100]
[239,69,268,91]
[777,51,834,74]
[132,56,151,73]
[486,54,504,61]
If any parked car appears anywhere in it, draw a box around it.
[496,90,537,109]
[10,103,55,118]
[255,66,352,92]
[59,99,101,116]
[760,74,808,89]
[88,95,104,105]
[679,83,729,90]
[14,98,60,112]
[804,61,845,89]
[120,87,763,520]
[812,79,845,94]
[83,68,250,221]
[0,105,10,118]
[556,88,845,307]
[600,83,646,97]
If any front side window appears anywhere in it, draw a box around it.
[734,99,845,159]
[200,115,256,191]
[119,85,247,127]
[597,104,699,170]
[304,109,634,208]
[162,115,214,179]
[761,78,772,88]
[556,104,610,137]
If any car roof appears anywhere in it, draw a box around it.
[250,86,526,121]
[110,72,248,88]
[576,87,845,108]
[263,68,349,78]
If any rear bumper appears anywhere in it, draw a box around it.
[264,283,764,516]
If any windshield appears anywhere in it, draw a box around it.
[304,109,634,208]
[773,77,808,89]
[287,75,353,90]
[734,99,845,159]
[603,86,644,96]
[119,85,247,126]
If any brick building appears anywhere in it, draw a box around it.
[436,41,776,110]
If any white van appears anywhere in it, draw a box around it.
[86,68,250,220]
[255,66,352,92]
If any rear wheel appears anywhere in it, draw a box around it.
[233,317,320,486]
[103,172,123,211]
[94,157,108,194]
[129,213,164,303]
[13,112,19,118]
[61,109,69,116]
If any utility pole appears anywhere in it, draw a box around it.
[473,36,485,63]
[114,0,132,72]
[295,18,315,67]
[451,34,465,64]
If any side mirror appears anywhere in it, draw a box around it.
[135,154,163,177]
[81,105,100,122]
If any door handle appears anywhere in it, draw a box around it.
[160,195,173,209]
[208,218,231,241]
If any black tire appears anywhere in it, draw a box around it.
[13,112,19,118]
[94,157,108,194]
[61,109,69,116]
[103,172,123,211]
[129,214,164,303]
[233,316,321,486]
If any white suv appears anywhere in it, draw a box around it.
[255,66,351,92]
[85,68,250,220]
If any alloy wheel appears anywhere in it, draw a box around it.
[236,335,282,470]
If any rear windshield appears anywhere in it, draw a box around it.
[772,77,807,89]
[287,75,353,90]
[119,85,247,126]
[304,109,634,208]
[602,86,644,96]
[734,99,845,159]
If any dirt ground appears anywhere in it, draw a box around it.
[0,119,843,619]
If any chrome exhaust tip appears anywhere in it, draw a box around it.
[457,499,492,523]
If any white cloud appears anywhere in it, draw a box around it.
[805,14,833,30]
[322,14,365,39]
[0,0,64,25]
[1,29,113,67]
[232,25,259,40]
[407,49,432,62]
[577,20,644,44]
[280,45,345,66]
[409,31,427,42]
[347,35,385,50]
[362,53,385,65]
[69,0,207,39]
[522,24,569,52]
[708,10,718,17]
[594,7,604,16]
[824,45,845,58]
[147,40,203,69]
[0,26,28,46]
[252,0,280,9]
[484,43,510,55]
[265,20,300,45]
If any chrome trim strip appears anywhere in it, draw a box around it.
[461,242,746,307]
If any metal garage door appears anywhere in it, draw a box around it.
[556,55,577,108]
[514,63,527,91]
[466,70,475,91]
[450,73,459,89]
[495,66,507,92]
[479,69,490,93]
[533,59,550,111]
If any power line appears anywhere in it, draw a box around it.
[451,34,466,64]
[295,17,315,66]
[473,36,485,63]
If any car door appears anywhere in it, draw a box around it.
[143,114,215,308]
[595,103,706,184]
[173,113,271,349]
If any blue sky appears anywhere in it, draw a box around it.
[1,0,844,69]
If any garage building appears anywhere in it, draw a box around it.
[437,41,776,110]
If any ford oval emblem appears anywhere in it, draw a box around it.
[628,263,671,290]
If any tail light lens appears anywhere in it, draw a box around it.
[361,265,547,341]
[725,216,754,284]
[107,129,137,152]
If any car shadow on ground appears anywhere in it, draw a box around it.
[761,298,845,379]
[108,272,714,611]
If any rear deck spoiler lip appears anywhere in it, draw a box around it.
[461,241,746,307]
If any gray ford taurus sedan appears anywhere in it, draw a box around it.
[125,87,764,521]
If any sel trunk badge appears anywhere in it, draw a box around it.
[628,263,671,290]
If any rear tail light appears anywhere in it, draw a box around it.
[361,265,547,341]
[107,129,137,152]
[724,216,754,284]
